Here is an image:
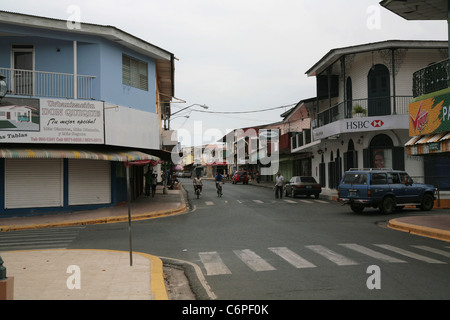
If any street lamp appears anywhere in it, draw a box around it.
[0,75,7,102]
[171,103,209,116]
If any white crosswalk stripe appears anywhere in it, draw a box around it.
[339,243,406,263]
[374,244,446,264]
[252,200,264,204]
[283,200,297,204]
[305,245,359,266]
[234,249,276,272]
[268,247,316,269]
[412,245,450,258]
[0,227,84,251]
[199,252,232,275]
[299,200,314,204]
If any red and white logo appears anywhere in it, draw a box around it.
[410,102,428,133]
[371,120,384,128]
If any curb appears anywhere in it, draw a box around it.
[388,218,450,242]
[0,203,187,232]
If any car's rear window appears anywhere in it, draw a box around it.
[342,173,367,185]
[300,177,317,183]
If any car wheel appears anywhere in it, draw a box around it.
[380,196,396,214]
[350,204,364,213]
[420,194,434,211]
[314,193,320,199]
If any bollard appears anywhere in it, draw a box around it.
[0,255,14,300]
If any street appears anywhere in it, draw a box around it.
[3,179,450,300]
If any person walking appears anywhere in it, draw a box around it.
[151,172,157,197]
[144,167,152,197]
[275,171,284,199]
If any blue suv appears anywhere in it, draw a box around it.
[338,169,436,214]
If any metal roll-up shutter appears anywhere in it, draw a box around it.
[69,159,111,206]
[5,159,63,209]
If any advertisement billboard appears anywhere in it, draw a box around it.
[409,92,450,136]
[0,97,104,144]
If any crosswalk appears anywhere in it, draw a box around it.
[0,226,84,252]
[197,198,332,207]
[197,243,450,275]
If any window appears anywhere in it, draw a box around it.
[371,173,387,185]
[122,55,148,91]
[342,173,367,185]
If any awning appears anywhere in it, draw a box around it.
[0,148,160,162]
[405,131,450,155]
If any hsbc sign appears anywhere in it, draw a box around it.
[313,115,408,140]
[346,119,385,130]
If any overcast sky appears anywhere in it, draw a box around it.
[3,0,448,146]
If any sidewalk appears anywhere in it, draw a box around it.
[0,185,186,300]
[1,181,449,300]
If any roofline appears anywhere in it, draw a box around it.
[306,40,448,77]
[0,10,174,61]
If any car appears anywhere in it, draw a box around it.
[284,176,322,198]
[338,168,436,214]
[232,171,249,184]
[182,171,192,178]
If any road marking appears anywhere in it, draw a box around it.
[314,200,328,204]
[205,201,214,206]
[236,200,242,204]
[375,244,446,264]
[269,247,316,269]
[199,252,232,276]
[283,200,297,204]
[253,200,264,203]
[412,245,450,258]
[234,249,276,272]
[300,200,314,204]
[339,244,406,263]
[305,245,358,266]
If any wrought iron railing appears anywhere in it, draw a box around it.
[0,68,96,100]
[413,58,450,98]
[315,96,413,128]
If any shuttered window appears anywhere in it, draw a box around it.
[68,160,111,206]
[122,54,148,91]
[5,159,63,209]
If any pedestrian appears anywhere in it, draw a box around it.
[275,171,284,199]
[144,167,152,197]
[151,173,157,197]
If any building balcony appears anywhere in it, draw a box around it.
[413,58,450,98]
[314,96,412,129]
[0,68,96,100]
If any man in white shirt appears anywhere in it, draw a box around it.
[275,172,284,199]
[193,175,203,194]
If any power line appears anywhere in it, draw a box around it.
[187,103,297,114]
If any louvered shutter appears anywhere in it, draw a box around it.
[5,159,63,209]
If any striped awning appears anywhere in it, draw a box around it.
[0,148,160,162]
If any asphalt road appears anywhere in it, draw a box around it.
[70,178,450,300]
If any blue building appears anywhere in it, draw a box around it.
[0,11,176,216]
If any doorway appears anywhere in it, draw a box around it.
[12,45,34,96]
[368,64,390,116]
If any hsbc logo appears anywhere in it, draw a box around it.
[346,119,385,130]
[371,120,384,128]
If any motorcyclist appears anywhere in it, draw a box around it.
[215,172,223,195]
[193,175,203,194]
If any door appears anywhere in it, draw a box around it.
[12,45,34,96]
[368,64,390,116]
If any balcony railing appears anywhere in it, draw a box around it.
[413,58,450,98]
[314,96,412,128]
[0,68,96,100]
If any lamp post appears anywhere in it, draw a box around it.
[0,75,7,102]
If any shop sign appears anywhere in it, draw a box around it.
[0,97,104,144]
[409,92,450,136]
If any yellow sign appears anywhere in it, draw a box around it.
[409,92,450,136]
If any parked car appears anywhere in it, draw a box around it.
[232,171,249,184]
[182,171,192,178]
[338,168,436,214]
[284,176,322,198]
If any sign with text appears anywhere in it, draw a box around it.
[409,92,450,136]
[0,98,104,144]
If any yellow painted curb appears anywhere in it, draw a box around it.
[0,204,187,232]
[388,219,450,242]
[135,252,169,300]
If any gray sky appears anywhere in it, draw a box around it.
[2,0,448,146]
